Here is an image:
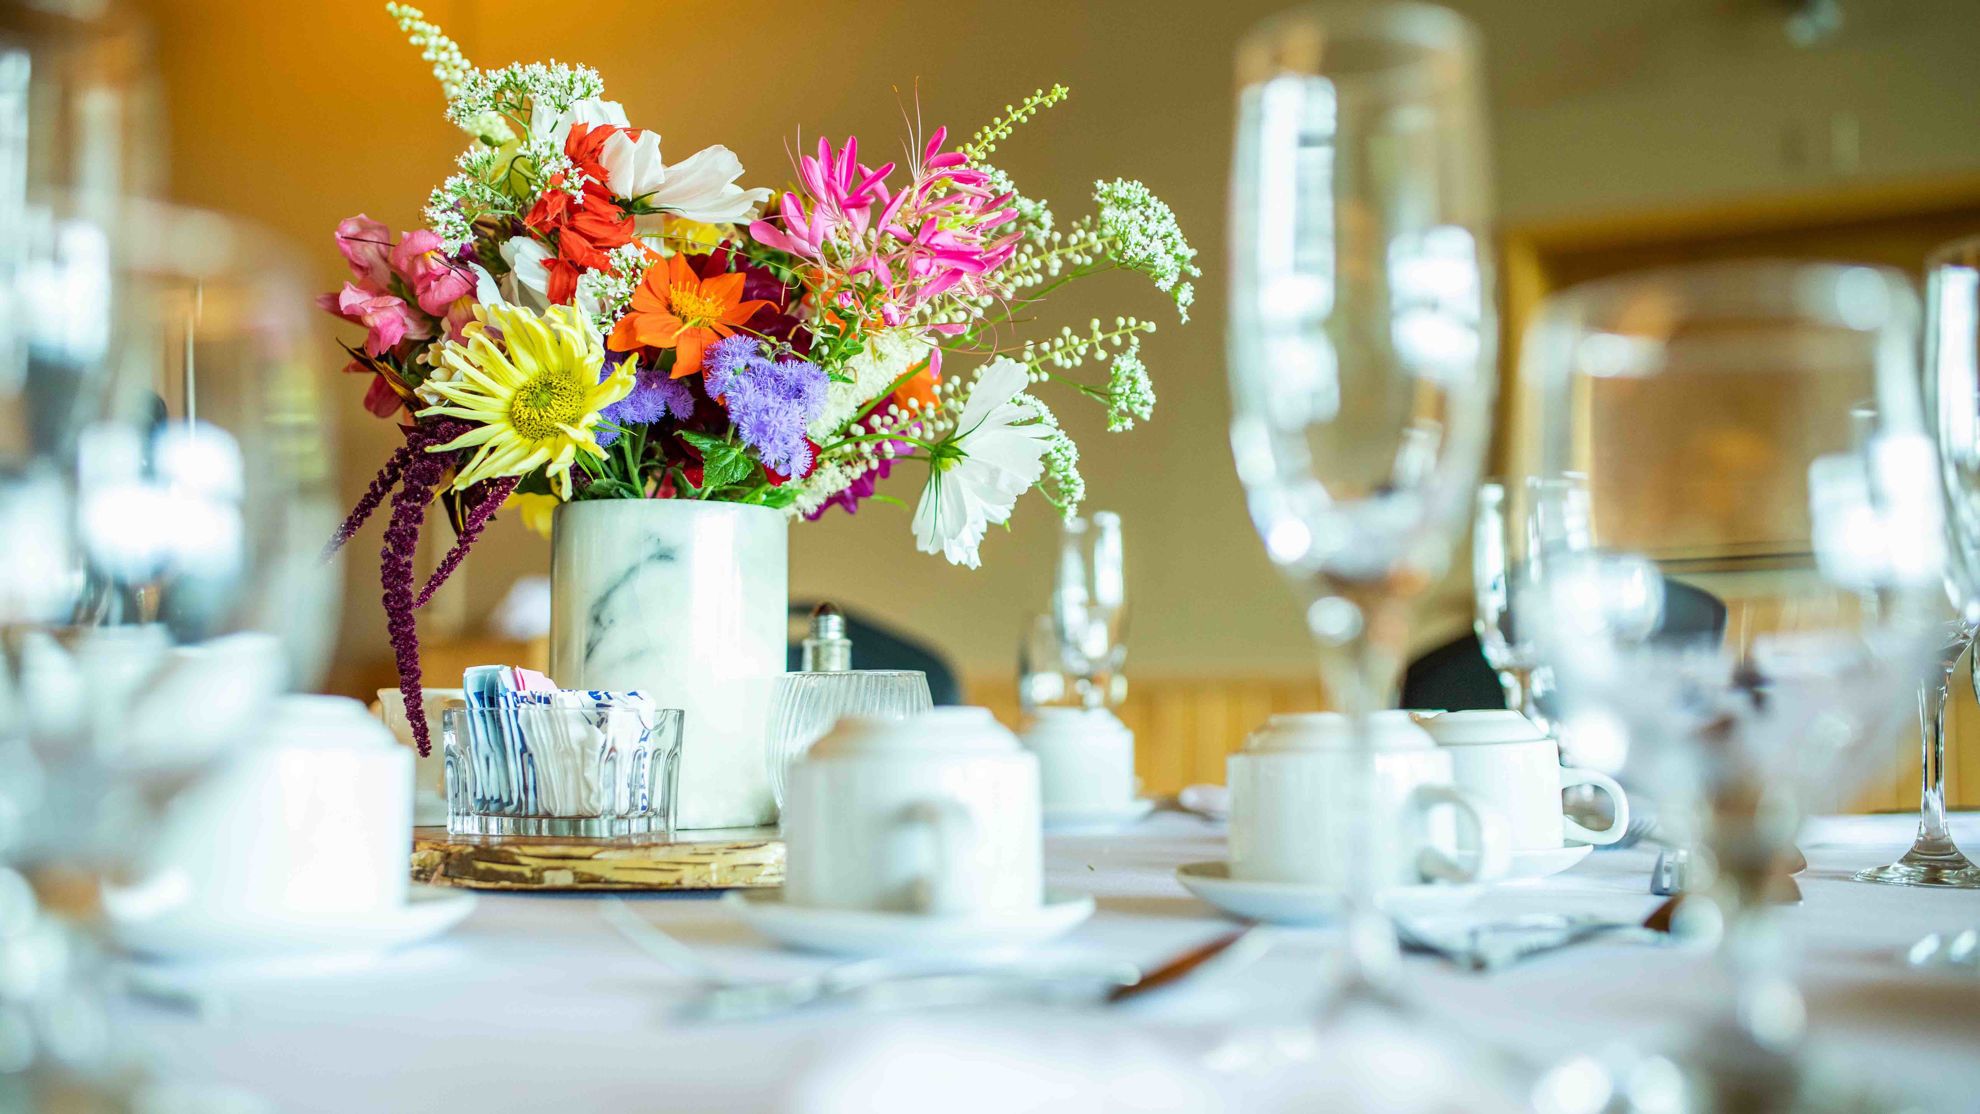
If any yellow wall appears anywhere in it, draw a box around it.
[130,0,1980,695]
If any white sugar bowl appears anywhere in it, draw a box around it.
[1019,707,1136,810]
[783,707,1041,916]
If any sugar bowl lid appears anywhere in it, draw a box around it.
[1242,710,1434,754]
[1412,709,1548,746]
[807,706,1020,760]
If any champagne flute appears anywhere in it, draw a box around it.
[1050,511,1128,709]
[1230,0,1495,1000]
[1519,260,1942,1108]
[1856,233,1980,888]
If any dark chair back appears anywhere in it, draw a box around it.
[1400,577,1728,712]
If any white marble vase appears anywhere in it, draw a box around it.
[550,500,786,829]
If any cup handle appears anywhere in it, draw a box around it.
[900,799,976,914]
[1561,768,1630,846]
[1410,784,1512,883]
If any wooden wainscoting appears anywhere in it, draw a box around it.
[969,671,1977,813]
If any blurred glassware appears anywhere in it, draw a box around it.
[0,199,332,1108]
[1519,259,1942,1109]
[765,670,931,811]
[0,1,161,489]
[1018,611,1074,714]
[1230,0,1497,1070]
[1472,477,1590,735]
[1050,511,1128,709]
[446,699,684,838]
[4,199,336,864]
[1855,233,1980,890]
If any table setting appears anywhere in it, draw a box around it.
[2,1,1980,1111]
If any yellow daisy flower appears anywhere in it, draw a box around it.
[418,303,634,499]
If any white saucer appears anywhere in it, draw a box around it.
[1043,798,1156,834]
[112,885,477,961]
[1500,844,1593,883]
[722,890,1096,958]
[1175,861,1482,926]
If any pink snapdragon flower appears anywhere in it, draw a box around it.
[390,229,476,316]
[317,282,431,357]
[331,214,394,288]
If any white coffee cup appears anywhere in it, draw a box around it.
[1019,707,1136,810]
[783,707,1041,916]
[105,695,412,939]
[1414,710,1629,848]
[1227,711,1511,887]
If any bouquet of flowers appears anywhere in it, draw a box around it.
[323,5,1196,753]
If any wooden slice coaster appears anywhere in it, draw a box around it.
[411,826,784,892]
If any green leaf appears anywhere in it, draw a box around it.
[574,478,643,501]
[677,431,761,495]
[757,485,800,510]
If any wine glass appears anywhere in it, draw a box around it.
[1517,260,1942,1108]
[1855,232,1980,889]
[1050,511,1127,709]
[1472,476,1591,735]
[0,194,334,1106]
[1018,612,1073,714]
[1230,0,1495,1006]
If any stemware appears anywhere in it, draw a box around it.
[1472,477,1590,735]
[1518,260,1943,1109]
[1050,511,1128,709]
[1230,0,1495,1007]
[1855,232,1980,889]
[1017,612,1073,714]
[0,193,333,1105]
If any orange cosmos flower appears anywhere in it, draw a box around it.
[607,253,772,378]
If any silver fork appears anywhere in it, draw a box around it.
[599,898,1142,1021]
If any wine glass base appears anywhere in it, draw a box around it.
[1852,843,1980,889]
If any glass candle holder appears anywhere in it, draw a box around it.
[766,670,932,809]
[443,695,682,838]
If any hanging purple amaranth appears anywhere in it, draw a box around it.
[323,442,415,560]
[382,442,453,757]
[414,474,519,608]
[321,418,473,758]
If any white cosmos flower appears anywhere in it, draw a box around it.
[529,97,629,149]
[498,236,553,309]
[912,358,1053,569]
[633,144,772,225]
[599,129,667,198]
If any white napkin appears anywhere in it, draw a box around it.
[1178,783,1230,820]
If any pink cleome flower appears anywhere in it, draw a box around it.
[749,127,1022,333]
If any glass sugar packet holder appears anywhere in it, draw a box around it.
[443,688,683,838]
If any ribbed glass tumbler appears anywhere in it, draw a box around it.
[767,671,932,809]
[443,697,683,838]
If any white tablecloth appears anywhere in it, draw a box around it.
[125,813,1980,1113]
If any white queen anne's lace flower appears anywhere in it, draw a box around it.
[912,358,1057,568]
[808,330,933,442]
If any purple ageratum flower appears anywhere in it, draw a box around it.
[597,352,696,448]
[705,335,828,477]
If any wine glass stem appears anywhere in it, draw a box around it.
[1494,666,1554,736]
[1916,667,1955,847]
[1717,890,1804,1059]
[1316,606,1407,996]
